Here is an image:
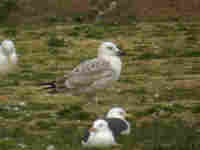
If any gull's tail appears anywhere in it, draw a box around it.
[39,81,57,93]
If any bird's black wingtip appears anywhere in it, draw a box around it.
[39,81,57,94]
[39,81,55,86]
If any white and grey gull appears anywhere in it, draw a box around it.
[0,40,18,100]
[81,107,131,147]
[39,42,125,97]
[0,40,18,73]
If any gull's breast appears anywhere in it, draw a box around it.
[109,57,122,80]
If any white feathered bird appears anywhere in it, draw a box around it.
[40,42,125,95]
[82,119,119,147]
[0,40,18,73]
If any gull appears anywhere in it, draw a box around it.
[105,107,131,137]
[0,40,18,73]
[0,40,18,100]
[82,119,119,147]
[40,42,125,99]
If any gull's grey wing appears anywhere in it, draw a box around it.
[64,58,115,89]
[70,58,112,76]
[80,71,115,93]
[40,58,115,93]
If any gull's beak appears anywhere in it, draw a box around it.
[117,49,126,56]
[89,127,97,132]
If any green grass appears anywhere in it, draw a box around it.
[0,22,200,150]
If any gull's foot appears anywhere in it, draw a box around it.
[95,97,99,105]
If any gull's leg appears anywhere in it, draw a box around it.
[94,96,99,105]
[84,94,99,106]
[85,101,92,106]
[83,93,94,106]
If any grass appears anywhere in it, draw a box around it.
[0,0,18,22]
[0,21,200,150]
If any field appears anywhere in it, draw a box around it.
[0,21,200,150]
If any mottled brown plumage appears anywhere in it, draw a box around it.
[40,42,125,95]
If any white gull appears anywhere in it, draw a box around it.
[0,40,18,73]
[82,119,119,147]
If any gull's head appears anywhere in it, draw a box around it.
[89,119,109,133]
[98,42,125,58]
[106,107,130,120]
[1,40,16,56]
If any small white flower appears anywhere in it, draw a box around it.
[154,93,159,98]
[19,102,26,106]
[13,107,19,111]
[3,137,10,141]
[18,143,27,149]
[46,145,56,150]
[25,113,31,117]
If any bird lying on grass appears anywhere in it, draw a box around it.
[0,40,18,100]
[82,107,131,147]
[0,40,18,73]
[82,119,120,147]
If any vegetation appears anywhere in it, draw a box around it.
[0,21,200,150]
[0,0,17,21]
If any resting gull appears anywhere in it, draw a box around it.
[105,107,131,137]
[0,40,18,100]
[40,42,125,98]
[82,119,119,147]
[0,40,18,73]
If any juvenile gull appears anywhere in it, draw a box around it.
[0,40,18,73]
[82,119,119,147]
[105,107,131,137]
[40,42,125,96]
